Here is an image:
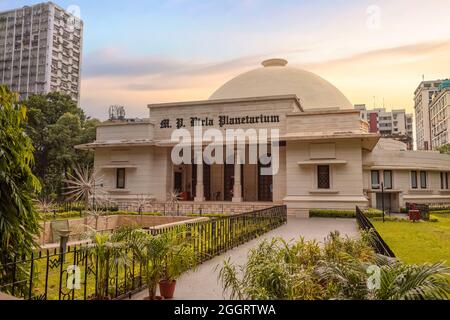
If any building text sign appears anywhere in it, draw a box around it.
[160,115,280,129]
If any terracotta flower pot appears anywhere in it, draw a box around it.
[159,280,177,299]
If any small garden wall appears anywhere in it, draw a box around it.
[39,215,200,245]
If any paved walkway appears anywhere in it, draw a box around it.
[130,217,358,300]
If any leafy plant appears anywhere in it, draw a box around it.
[0,86,41,289]
[84,228,130,300]
[167,191,182,215]
[218,231,450,300]
[127,230,171,299]
[161,231,197,282]
[64,166,105,209]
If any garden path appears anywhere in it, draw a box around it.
[129,217,358,300]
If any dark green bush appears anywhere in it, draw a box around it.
[309,208,383,218]
[41,211,163,221]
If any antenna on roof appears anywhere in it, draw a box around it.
[108,105,126,121]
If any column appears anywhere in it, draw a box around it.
[195,160,205,202]
[232,150,243,203]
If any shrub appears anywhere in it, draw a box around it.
[430,210,450,215]
[218,232,450,300]
[309,208,382,219]
[41,210,163,221]
[41,211,81,220]
[187,213,228,218]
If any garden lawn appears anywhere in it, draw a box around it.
[372,214,450,266]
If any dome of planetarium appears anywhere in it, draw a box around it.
[209,58,353,111]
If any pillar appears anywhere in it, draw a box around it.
[232,150,243,203]
[195,161,205,202]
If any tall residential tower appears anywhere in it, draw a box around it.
[414,80,443,150]
[0,2,83,102]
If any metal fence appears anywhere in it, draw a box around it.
[0,205,287,300]
[355,206,396,258]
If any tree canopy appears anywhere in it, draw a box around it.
[437,144,450,155]
[0,85,41,263]
[24,92,100,199]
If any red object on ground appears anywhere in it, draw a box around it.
[180,192,188,201]
[408,210,421,222]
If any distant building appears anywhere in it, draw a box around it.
[414,80,444,150]
[430,80,450,150]
[355,105,414,150]
[0,2,83,103]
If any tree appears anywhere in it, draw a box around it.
[437,144,450,155]
[0,85,41,266]
[24,92,100,198]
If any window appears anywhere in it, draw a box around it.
[371,171,380,189]
[411,171,418,189]
[317,165,330,189]
[116,168,126,189]
[441,172,449,190]
[420,171,427,189]
[384,171,393,189]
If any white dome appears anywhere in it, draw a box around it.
[209,59,353,111]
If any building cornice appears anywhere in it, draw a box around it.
[147,94,303,111]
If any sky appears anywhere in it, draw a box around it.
[1,0,450,120]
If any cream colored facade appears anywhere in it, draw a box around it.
[77,59,450,215]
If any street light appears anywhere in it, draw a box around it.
[381,182,385,223]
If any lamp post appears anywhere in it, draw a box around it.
[59,230,70,263]
[381,182,385,223]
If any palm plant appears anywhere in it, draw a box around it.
[86,206,106,231]
[0,86,41,295]
[34,197,55,215]
[127,230,171,299]
[218,232,450,300]
[136,194,150,213]
[158,228,197,298]
[167,190,182,216]
[84,227,130,300]
[63,166,105,209]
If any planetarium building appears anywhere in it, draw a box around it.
[78,59,450,216]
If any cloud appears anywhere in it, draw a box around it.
[80,39,450,120]
[301,40,450,69]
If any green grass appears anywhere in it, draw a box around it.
[372,214,450,266]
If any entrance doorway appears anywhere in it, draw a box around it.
[224,164,234,201]
[258,162,273,202]
[174,172,183,192]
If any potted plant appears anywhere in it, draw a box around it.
[159,234,197,299]
[86,229,129,300]
[128,230,170,300]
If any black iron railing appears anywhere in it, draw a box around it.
[356,206,396,258]
[0,205,287,300]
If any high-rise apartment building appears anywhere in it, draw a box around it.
[430,80,450,149]
[355,105,414,150]
[0,2,83,103]
[414,80,444,150]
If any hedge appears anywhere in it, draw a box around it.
[429,210,450,215]
[309,208,383,219]
[41,211,163,221]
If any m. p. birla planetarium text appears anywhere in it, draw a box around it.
[160,115,281,129]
